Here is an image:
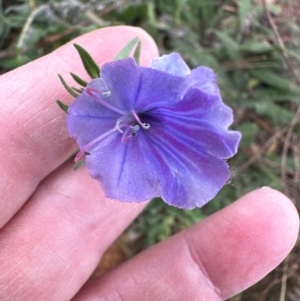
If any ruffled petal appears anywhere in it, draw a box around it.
[100,58,141,112]
[100,58,186,112]
[144,128,231,209]
[151,86,238,130]
[153,115,241,159]
[66,52,241,209]
[185,66,220,95]
[85,130,161,202]
[67,89,119,148]
[150,53,191,77]
[134,67,185,111]
[83,87,240,209]
[141,88,241,208]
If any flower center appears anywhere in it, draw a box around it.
[115,110,150,143]
[74,85,150,162]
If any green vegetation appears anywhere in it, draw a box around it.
[1,1,300,300]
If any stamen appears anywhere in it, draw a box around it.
[130,110,150,130]
[86,87,126,115]
[91,78,111,97]
[116,118,125,133]
[75,128,116,162]
[121,125,140,143]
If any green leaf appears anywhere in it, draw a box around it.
[214,31,241,61]
[239,122,259,146]
[146,2,157,28]
[133,40,141,65]
[252,89,300,104]
[238,0,251,28]
[70,72,87,87]
[58,74,79,98]
[73,43,100,79]
[240,40,273,54]
[56,100,69,113]
[73,159,85,171]
[72,87,84,94]
[114,36,139,61]
[287,49,300,62]
[253,100,293,125]
[250,69,300,94]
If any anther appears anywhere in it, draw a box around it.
[121,125,140,143]
[130,109,150,130]
[115,119,124,133]
[141,123,150,130]
[102,91,111,97]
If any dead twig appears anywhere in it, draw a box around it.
[261,1,300,85]
[236,119,300,174]
[240,145,297,177]
[247,112,300,157]
[258,278,282,301]
[279,256,290,301]
[29,0,35,11]
[262,0,300,198]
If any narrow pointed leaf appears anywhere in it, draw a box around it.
[114,37,139,61]
[72,87,84,94]
[214,31,241,61]
[73,159,85,170]
[58,74,79,97]
[133,40,141,65]
[56,100,69,113]
[238,0,251,28]
[73,43,100,79]
[70,72,87,87]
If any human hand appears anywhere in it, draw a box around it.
[0,26,298,301]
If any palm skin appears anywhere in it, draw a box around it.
[0,26,298,301]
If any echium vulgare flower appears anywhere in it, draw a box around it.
[65,43,241,209]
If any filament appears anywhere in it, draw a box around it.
[130,109,150,129]
[86,87,126,115]
[75,128,116,162]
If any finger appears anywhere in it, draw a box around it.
[72,187,299,301]
[0,26,158,228]
[0,160,147,301]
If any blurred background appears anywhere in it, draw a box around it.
[1,0,300,300]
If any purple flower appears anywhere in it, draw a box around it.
[67,53,241,209]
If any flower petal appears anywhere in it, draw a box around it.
[85,131,161,202]
[153,115,241,159]
[138,87,241,208]
[134,67,185,111]
[67,89,119,149]
[145,130,231,209]
[150,53,191,77]
[186,66,220,95]
[152,86,238,130]
[100,58,186,112]
[66,52,242,209]
[100,58,140,112]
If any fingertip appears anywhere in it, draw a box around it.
[71,188,299,301]
[188,187,299,299]
[238,187,299,249]
[0,25,158,229]
[54,25,159,69]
